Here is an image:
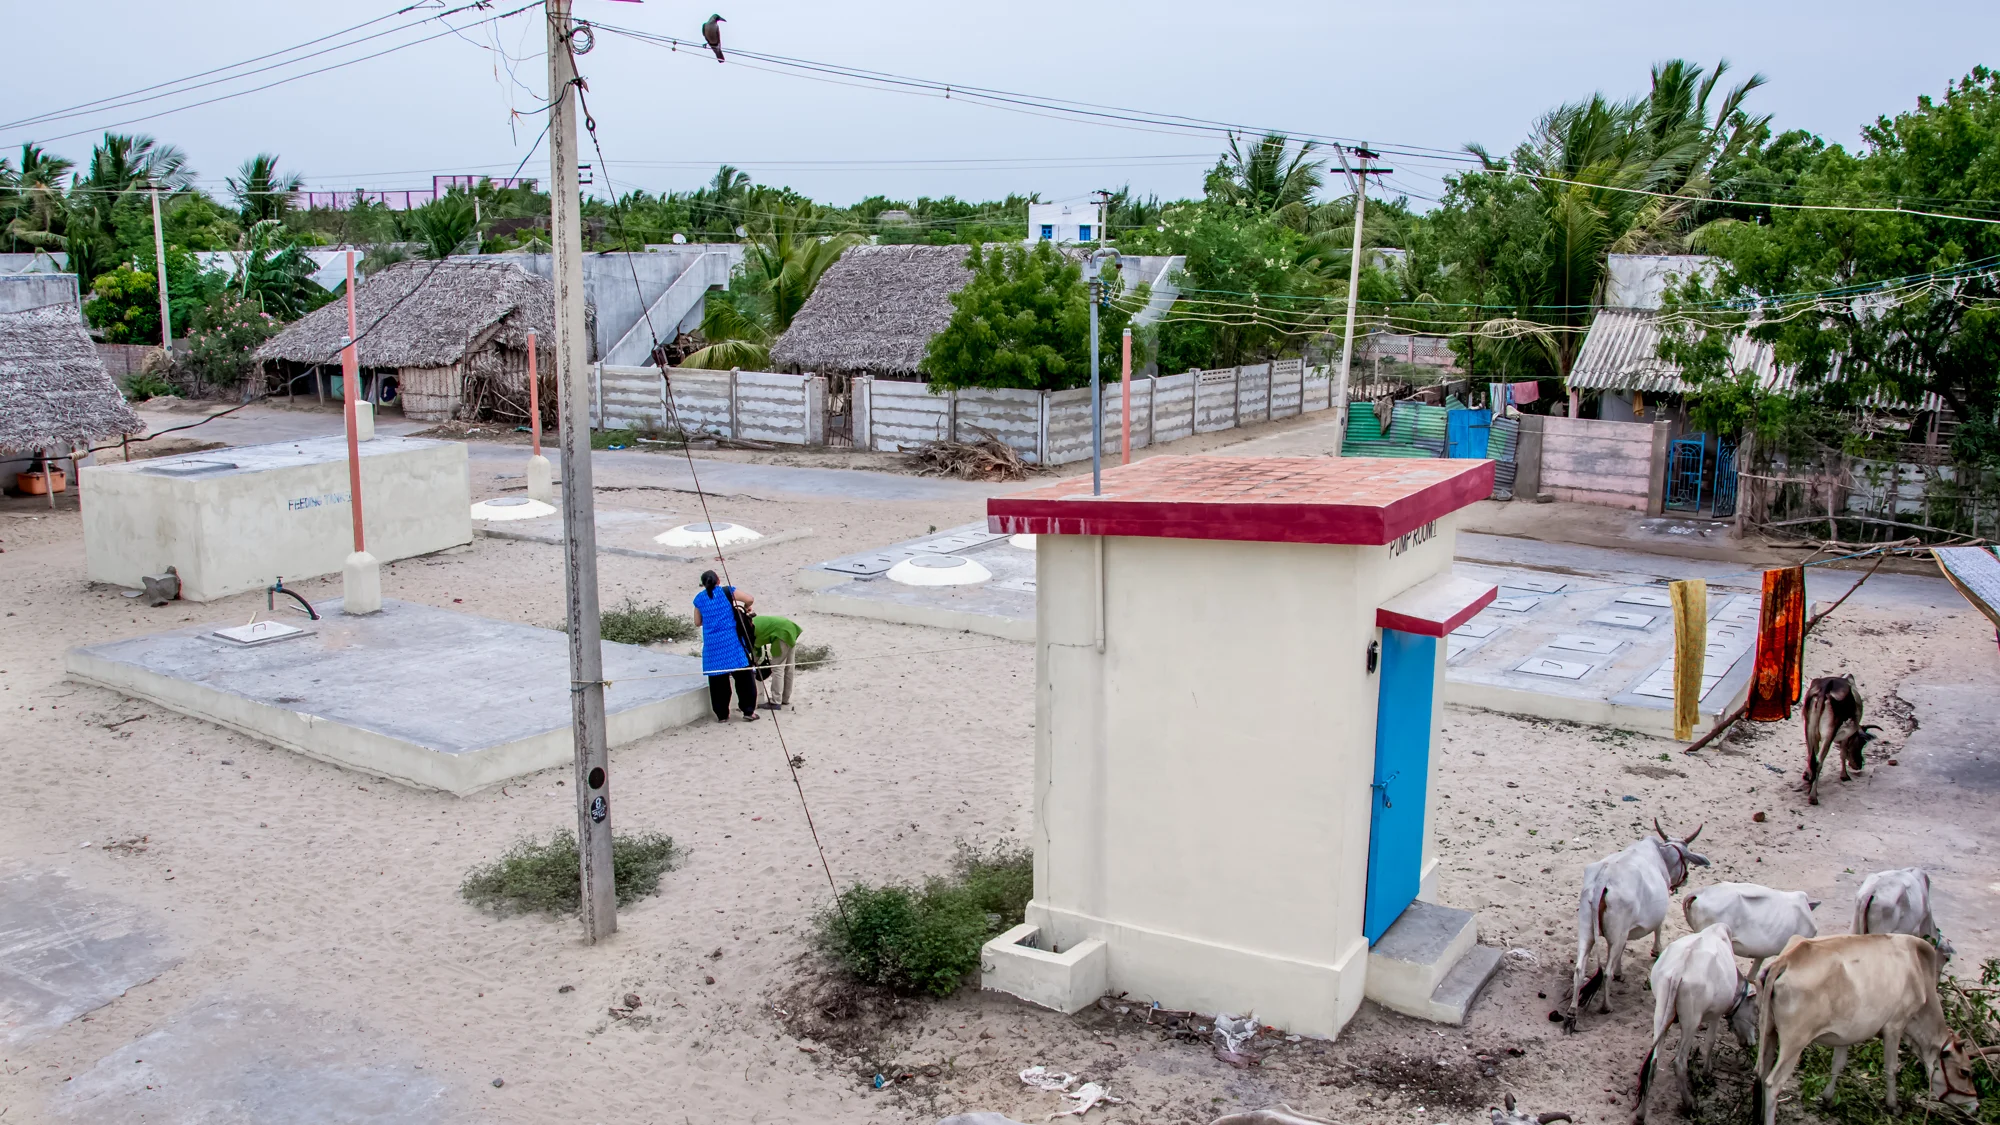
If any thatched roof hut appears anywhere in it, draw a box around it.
[0,304,142,455]
[257,259,567,421]
[769,244,975,379]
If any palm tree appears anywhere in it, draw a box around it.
[1206,132,1324,228]
[1,143,73,252]
[1615,59,1771,252]
[234,218,321,318]
[680,201,859,369]
[689,164,752,236]
[227,154,304,226]
[65,133,196,285]
[406,192,478,259]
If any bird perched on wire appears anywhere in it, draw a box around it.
[701,14,726,62]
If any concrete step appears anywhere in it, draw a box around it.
[1428,943,1504,1025]
[1364,900,1503,1025]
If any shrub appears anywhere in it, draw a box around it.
[591,427,638,450]
[814,842,1032,997]
[460,829,680,915]
[121,367,179,401]
[597,600,697,645]
[186,289,281,387]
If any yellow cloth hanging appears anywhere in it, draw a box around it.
[1670,578,1708,740]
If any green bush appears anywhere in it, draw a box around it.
[597,600,697,645]
[814,842,1032,997]
[121,368,178,401]
[460,829,680,915]
[591,427,638,450]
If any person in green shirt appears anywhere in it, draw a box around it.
[749,611,803,710]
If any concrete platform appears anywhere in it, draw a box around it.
[51,995,451,1125]
[800,522,1036,641]
[1442,562,1759,739]
[1364,900,1501,1025]
[1,867,178,1044]
[65,599,709,795]
[477,504,811,563]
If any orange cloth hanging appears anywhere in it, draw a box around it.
[1747,566,1806,722]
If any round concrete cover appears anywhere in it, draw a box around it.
[654,522,764,548]
[887,553,992,586]
[470,497,557,521]
[1009,534,1037,550]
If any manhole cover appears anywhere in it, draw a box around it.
[684,522,733,532]
[909,555,970,569]
[887,553,992,586]
[489,496,531,507]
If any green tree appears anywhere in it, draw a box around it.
[1206,132,1324,228]
[186,288,282,387]
[232,219,328,319]
[1,144,74,252]
[405,192,478,259]
[227,153,302,226]
[682,202,860,369]
[922,242,1135,392]
[82,266,161,343]
[1660,66,2000,462]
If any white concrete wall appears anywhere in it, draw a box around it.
[81,436,470,601]
[1028,517,1459,1038]
[1538,416,1664,511]
[1027,202,1105,244]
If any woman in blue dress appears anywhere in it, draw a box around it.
[692,569,760,722]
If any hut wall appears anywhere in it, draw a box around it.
[399,365,463,421]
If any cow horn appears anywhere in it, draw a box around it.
[1682,822,1704,845]
[1537,1114,1573,1124]
[1655,818,1669,841]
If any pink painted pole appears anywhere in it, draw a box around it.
[528,329,541,456]
[1120,328,1132,465]
[342,250,365,552]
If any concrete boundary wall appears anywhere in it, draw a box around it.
[597,365,825,445]
[1537,416,1668,512]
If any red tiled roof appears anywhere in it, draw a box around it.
[987,456,1494,546]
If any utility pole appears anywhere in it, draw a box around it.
[1329,144,1390,458]
[149,189,171,352]
[1086,249,1119,494]
[340,249,380,614]
[548,0,617,943]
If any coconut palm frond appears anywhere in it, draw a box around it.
[677,338,771,370]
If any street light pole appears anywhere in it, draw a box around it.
[1087,248,1120,495]
[1330,144,1389,458]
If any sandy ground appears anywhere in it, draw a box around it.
[3,413,1997,1125]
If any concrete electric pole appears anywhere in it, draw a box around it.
[1329,144,1390,458]
[149,189,171,352]
[547,0,617,942]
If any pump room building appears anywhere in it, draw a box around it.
[981,456,1500,1038]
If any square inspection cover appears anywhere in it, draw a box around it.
[1450,622,1500,639]
[1516,657,1593,680]
[1594,610,1658,629]
[1547,634,1622,655]
[1489,596,1543,612]
[1505,576,1570,593]
[1616,589,1673,607]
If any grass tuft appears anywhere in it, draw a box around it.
[813,841,1031,997]
[460,829,681,915]
[598,600,697,645]
[794,642,835,670]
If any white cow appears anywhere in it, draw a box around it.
[1636,923,1757,1124]
[1684,882,1820,978]
[1855,868,1952,957]
[1572,820,1710,1018]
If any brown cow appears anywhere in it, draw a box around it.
[1753,933,1979,1125]
[1801,675,1877,805]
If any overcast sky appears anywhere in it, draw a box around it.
[6,1,1995,212]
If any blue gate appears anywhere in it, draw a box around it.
[1364,629,1436,944]
[1445,409,1492,459]
[1712,437,1739,518]
[1665,434,1709,513]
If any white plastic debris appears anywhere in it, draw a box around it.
[1018,1066,1076,1093]
[1048,1082,1121,1118]
[1213,1012,1260,1053]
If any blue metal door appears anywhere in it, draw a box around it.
[1445,409,1492,458]
[1665,434,1709,512]
[1365,629,1436,944]
[1712,437,1739,518]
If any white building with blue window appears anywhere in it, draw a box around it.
[1026,202,1104,245]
